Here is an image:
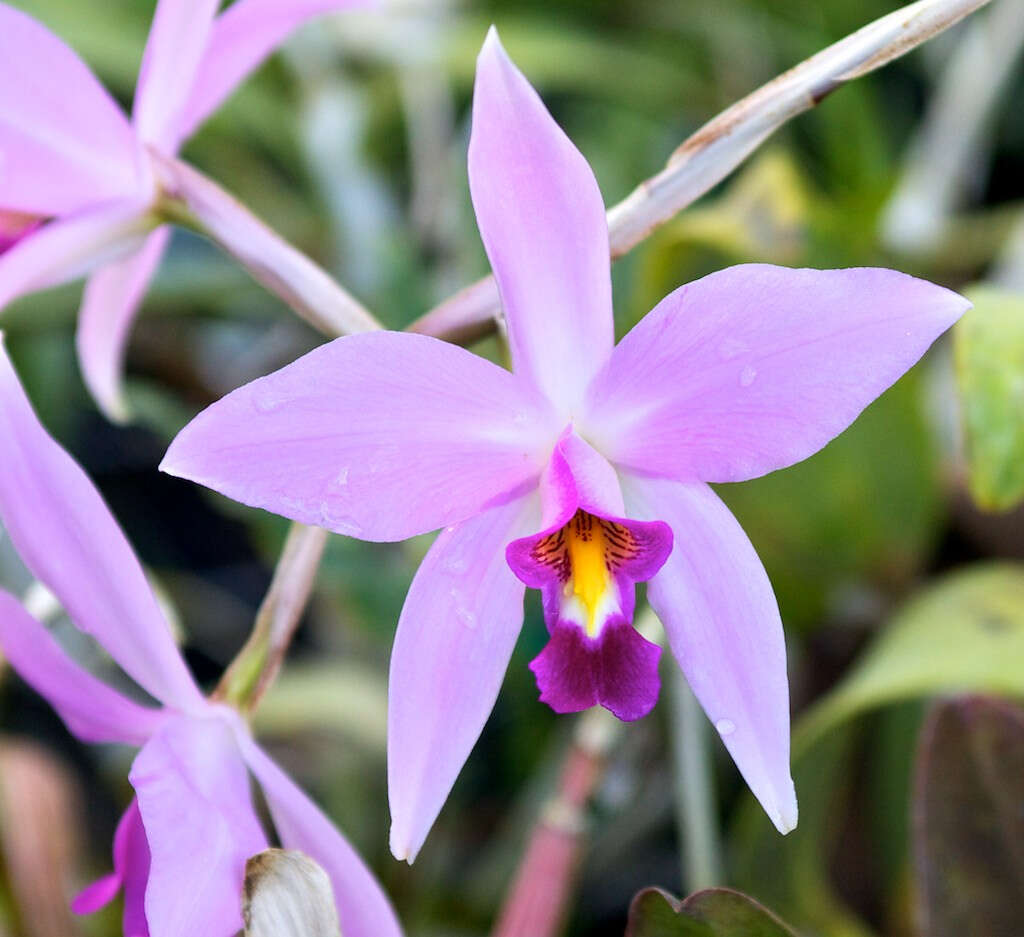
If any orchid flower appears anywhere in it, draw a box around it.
[0,339,401,937]
[161,30,970,862]
[0,0,367,421]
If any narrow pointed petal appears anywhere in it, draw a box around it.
[130,716,268,937]
[0,591,162,745]
[0,342,202,710]
[0,201,154,311]
[241,740,403,937]
[179,0,370,140]
[162,331,557,542]
[77,227,170,422]
[0,4,145,215]
[586,265,970,483]
[468,29,613,411]
[73,800,150,937]
[621,474,797,834]
[388,493,538,863]
[133,0,221,150]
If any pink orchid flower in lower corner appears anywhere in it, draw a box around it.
[0,0,369,422]
[0,340,401,937]
[161,29,971,863]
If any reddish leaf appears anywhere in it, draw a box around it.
[914,696,1024,936]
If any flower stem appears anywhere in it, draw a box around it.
[151,150,382,338]
[215,523,329,712]
[668,667,722,891]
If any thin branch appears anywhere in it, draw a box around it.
[215,523,330,711]
[152,151,383,338]
[409,0,992,343]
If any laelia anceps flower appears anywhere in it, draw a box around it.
[161,30,970,861]
[0,0,366,420]
[0,340,401,937]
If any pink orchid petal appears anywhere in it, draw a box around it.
[468,28,613,412]
[179,0,371,140]
[622,473,797,834]
[77,227,171,422]
[240,738,403,937]
[0,591,162,745]
[388,493,539,863]
[585,265,970,483]
[162,331,558,542]
[119,802,153,937]
[130,716,267,937]
[73,800,151,937]
[132,0,221,150]
[72,874,122,915]
[0,4,145,215]
[0,201,154,311]
[0,342,202,711]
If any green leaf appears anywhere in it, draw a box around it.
[254,661,387,754]
[955,286,1024,511]
[655,150,812,265]
[626,888,798,937]
[914,696,1024,936]
[799,563,1024,751]
[733,564,1024,936]
[732,729,876,937]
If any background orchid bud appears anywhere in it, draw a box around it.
[243,849,342,937]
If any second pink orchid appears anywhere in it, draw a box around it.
[0,0,367,420]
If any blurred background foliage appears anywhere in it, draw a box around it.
[1,0,1023,935]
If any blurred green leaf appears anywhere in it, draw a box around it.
[733,728,876,937]
[914,696,1024,937]
[733,565,1024,935]
[625,887,797,937]
[254,661,387,754]
[955,286,1024,512]
[655,150,812,264]
[799,564,1024,749]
